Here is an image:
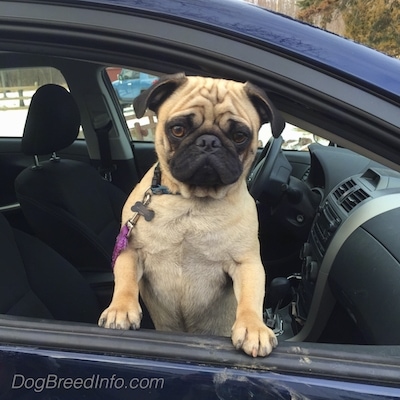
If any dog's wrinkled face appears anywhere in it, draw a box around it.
[134,74,284,198]
[163,82,256,188]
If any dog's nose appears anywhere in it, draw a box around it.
[195,134,221,152]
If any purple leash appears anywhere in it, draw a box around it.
[111,223,131,268]
[111,164,174,269]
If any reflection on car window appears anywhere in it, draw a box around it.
[0,67,84,138]
[105,67,159,142]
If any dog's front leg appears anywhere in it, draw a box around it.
[231,261,278,357]
[98,248,143,330]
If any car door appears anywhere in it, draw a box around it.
[2,318,400,399]
[1,1,400,398]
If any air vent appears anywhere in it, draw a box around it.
[333,179,356,201]
[340,188,369,213]
[333,179,369,213]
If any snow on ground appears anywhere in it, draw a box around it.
[1,108,29,137]
[0,90,33,137]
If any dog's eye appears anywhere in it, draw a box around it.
[170,125,186,138]
[232,132,247,144]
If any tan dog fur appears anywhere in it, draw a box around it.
[99,75,284,357]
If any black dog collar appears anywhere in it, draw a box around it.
[111,163,176,268]
[150,163,176,195]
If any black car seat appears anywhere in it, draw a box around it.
[15,84,126,275]
[0,212,99,323]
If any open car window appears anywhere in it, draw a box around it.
[1,0,400,397]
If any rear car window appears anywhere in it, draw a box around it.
[0,67,83,138]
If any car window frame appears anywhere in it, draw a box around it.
[1,0,400,390]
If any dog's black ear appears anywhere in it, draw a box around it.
[134,73,188,118]
[244,82,285,138]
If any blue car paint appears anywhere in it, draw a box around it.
[2,346,400,399]
[81,0,400,102]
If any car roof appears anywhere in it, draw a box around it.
[40,0,400,103]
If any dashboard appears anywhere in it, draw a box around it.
[288,145,400,344]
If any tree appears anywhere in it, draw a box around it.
[297,0,400,57]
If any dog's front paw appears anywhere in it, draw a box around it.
[98,300,142,330]
[232,312,278,357]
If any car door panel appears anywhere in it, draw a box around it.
[1,319,399,399]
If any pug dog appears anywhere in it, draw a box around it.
[98,73,285,357]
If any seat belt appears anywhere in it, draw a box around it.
[94,117,115,182]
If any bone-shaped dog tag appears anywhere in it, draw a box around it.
[131,201,155,222]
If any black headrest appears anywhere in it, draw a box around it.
[21,84,81,156]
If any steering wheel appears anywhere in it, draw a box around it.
[247,136,291,204]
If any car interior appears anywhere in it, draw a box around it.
[2,50,400,349]
[15,84,126,276]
